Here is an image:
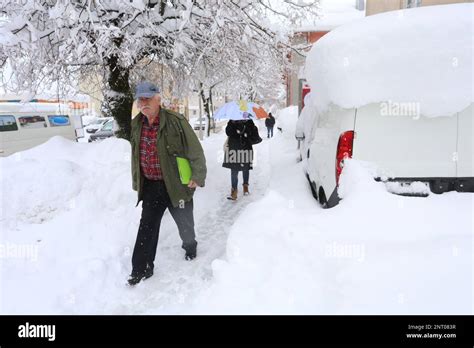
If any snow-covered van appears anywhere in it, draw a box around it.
[0,102,77,157]
[299,102,473,207]
[297,4,473,208]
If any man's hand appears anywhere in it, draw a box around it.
[188,180,199,188]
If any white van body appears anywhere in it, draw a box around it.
[299,102,474,207]
[298,4,472,207]
[0,102,77,157]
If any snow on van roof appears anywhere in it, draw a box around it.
[304,3,473,117]
[0,102,70,114]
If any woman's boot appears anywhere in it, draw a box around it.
[243,184,249,196]
[227,188,238,200]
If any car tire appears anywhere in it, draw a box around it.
[318,187,328,209]
[305,173,318,200]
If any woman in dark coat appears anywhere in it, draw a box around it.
[222,118,260,200]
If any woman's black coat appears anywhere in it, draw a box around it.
[222,120,259,171]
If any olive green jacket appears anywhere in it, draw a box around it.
[130,108,207,207]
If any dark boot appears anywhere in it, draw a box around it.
[127,265,154,286]
[243,184,249,196]
[184,244,197,260]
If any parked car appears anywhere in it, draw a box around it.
[193,117,209,131]
[85,117,112,134]
[81,112,99,126]
[0,102,77,157]
[88,119,115,142]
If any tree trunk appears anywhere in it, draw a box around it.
[103,54,134,141]
[207,87,214,137]
[200,86,211,138]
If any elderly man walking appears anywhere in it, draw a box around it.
[128,81,207,286]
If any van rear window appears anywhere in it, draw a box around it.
[0,115,18,132]
[48,115,70,127]
[18,116,47,129]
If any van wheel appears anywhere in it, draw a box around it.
[318,187,328,208]
[305,173,318,200]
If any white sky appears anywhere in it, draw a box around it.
[298,0,366,31]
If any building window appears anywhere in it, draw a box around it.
[18,116,47,129]
[48,115,71,127]
[0,115,18,132]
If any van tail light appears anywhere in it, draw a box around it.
[335,131,354,186]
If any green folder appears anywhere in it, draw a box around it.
[176,157,192,185]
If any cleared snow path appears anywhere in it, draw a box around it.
[49,126,272,314]
[113,131,272,314]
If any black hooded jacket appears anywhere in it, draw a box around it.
[265,115,275,127]
[222,120,259,171]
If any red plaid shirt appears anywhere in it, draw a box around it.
[140,114,163,180]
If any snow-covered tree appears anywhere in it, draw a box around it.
[173,1,317,136]
[0,0,319,140]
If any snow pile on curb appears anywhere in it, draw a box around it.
[276,105,298,140]
[0,136,139,313]
[191,190,326,314]
[1,136,133,225]
[337,159,385,200]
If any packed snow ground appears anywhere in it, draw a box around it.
[0,107,472,314]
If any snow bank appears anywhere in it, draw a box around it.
[0,136,138,313]
[2,156,85,224]
[1,136,133,227]
[276,105,298,140]
[305,4,473,117]
[190,190,326,314]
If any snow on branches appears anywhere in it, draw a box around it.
[0,0,319,138]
